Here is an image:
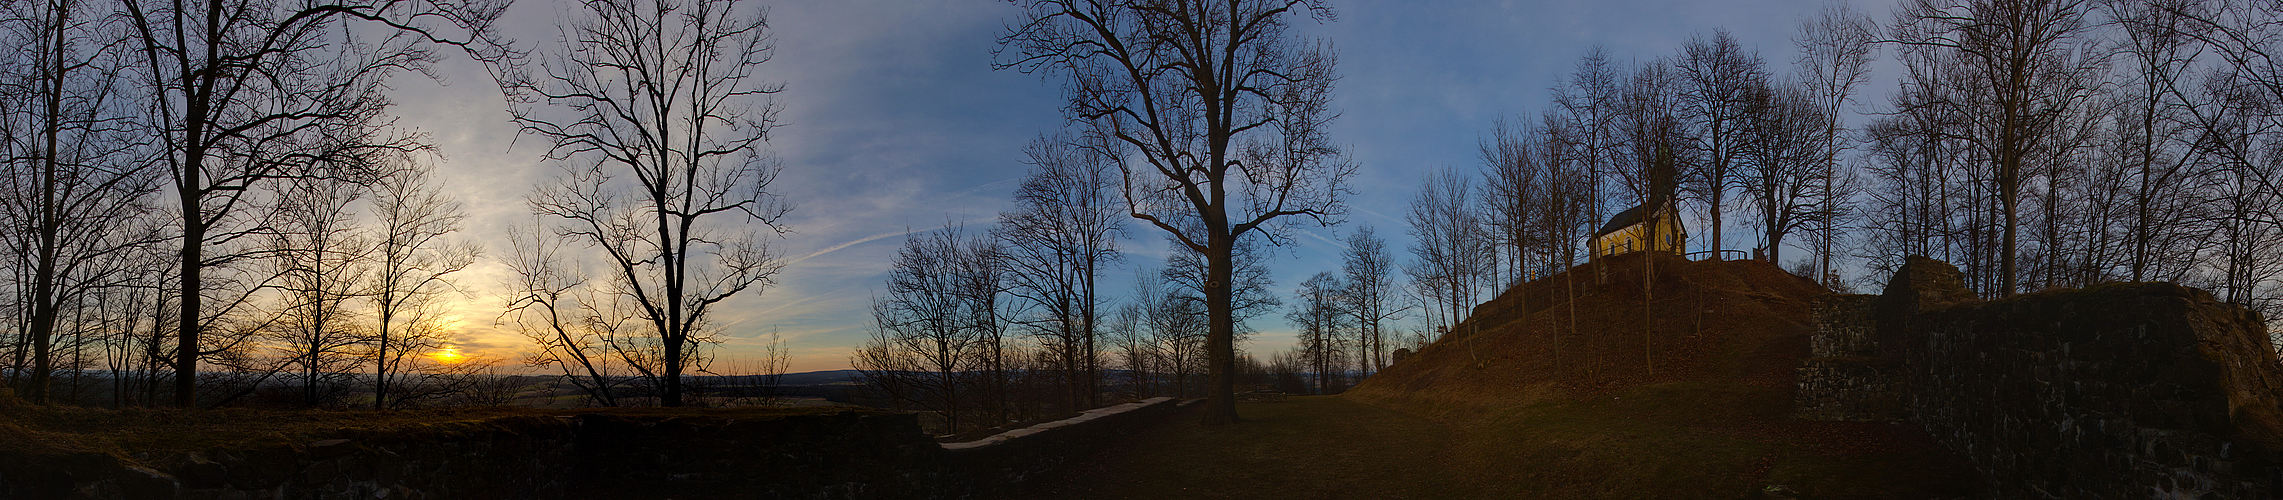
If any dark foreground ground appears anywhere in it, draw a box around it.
[1034,385,1976,499]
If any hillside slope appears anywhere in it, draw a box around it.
[1309,253,1978,497]
[1043,253,1976,498]
[1349,252,1828,412]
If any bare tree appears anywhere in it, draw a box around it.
[2134,0,2283,328]
[1339,225,1399,373]
[1796,2,1879,285]
[1499,113,1595,368]
[502,222,619,407]
[499,0,789,407]
[1676,30,1768,259]
[1740,80,1831,264]
[2187,70,2283,321]
[1287,271,1346,394]
[2097,0,2207,283]
[1107,299,1153,398]
[1556,49,1624,271]
[857,225,999,433]
[118,0,500,407]
[960,235,1014,425]
[0,0,157,402]
[1890,0,2102,296]
[1617,61,1689,226]
[995,134,1121,411]
[1405,168,1490,334]
[366,161,475,409]
[1617,59,1688,375]
[1134,267,1206,397]
[269,175,372,407]
[999,0,1355,424]
[1477,113,1592,367]
[1481,117,1545,287]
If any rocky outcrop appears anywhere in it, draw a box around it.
[1798,256,2283,497]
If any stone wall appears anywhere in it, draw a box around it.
[2,398,1188,499]
[1795,295,1903,422]
[1808,294,1878,358]
[1797,256,2283,498]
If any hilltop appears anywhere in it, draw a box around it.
[1045,253,1978,498]
[1348,251,1829,410]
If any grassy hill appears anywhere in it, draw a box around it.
[1348,251,1828,411]
[1045,253,1979,499]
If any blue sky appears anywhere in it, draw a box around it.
[390,0,1901,373]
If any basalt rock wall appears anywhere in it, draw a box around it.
[1799,256,2283,497]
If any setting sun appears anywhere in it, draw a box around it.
[429,346,466,365]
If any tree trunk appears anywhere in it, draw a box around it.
[1082,259,1099,409]
[663,335,684,407]
[2000,174,2019,297]
[1202,234,1238,424]
[1708,197,1723,260]
[374,301,391,410]
[175,182,202,408]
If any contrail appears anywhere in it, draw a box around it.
[1300,228,1344,251]
[780,176,1018,267]
[784,228,914,267]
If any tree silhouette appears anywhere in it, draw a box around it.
[497,0,789,407]
[999,0,1354,424]
[995,134,1121,411]
[120,0,502,407]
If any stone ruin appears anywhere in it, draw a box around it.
[1798,256,2283,498]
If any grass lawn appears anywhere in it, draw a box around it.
[1034,384,1976,499]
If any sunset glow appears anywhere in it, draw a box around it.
[429,346,467,365]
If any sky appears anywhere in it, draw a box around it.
[387,0,1904,374]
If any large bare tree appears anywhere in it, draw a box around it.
[1481,118,1545,287]
[999,0,1355,423]
[500,0,789,407]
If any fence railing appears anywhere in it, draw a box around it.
[1685,249,1750,261]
